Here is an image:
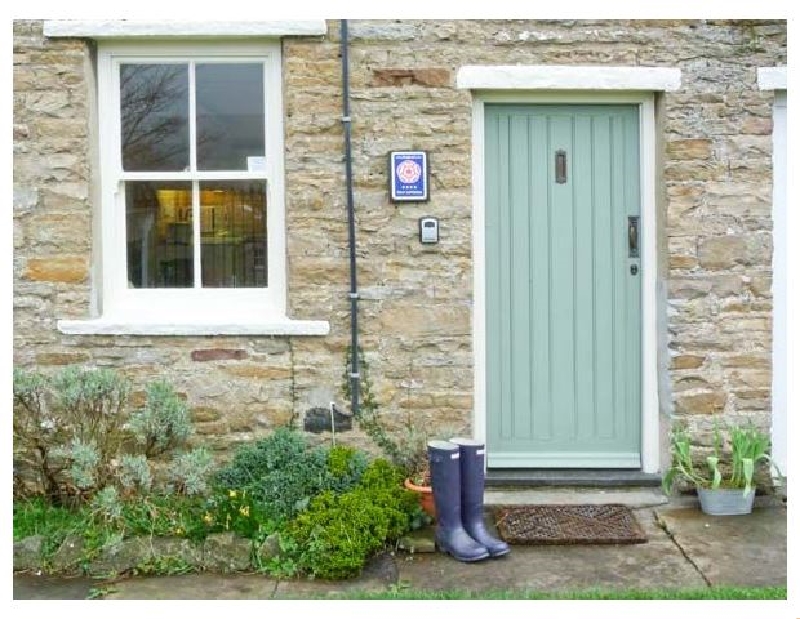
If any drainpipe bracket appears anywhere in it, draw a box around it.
[348,292,359,299]
[341,116,352,123]
[349,372,361,379]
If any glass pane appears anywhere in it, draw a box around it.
[196,64,265,171]
[120,64,189,171]
[126,182,194,288]
[200,181,267,288]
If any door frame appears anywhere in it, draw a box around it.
[470,91,659,473]
[770,89,786,480]
[757,66,787,483]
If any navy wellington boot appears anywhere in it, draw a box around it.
[427,440,490,562]
[450,438,510,558]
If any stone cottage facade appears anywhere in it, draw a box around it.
[12,20,787,478]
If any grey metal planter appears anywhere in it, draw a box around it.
[697,488,755,516]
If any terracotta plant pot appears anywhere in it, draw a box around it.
[404,478,436,519]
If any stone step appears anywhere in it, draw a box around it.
[484,487,669,508]
[486,469,662,487]
[397,528,436,554]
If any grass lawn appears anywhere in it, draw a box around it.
[322,586,787,600]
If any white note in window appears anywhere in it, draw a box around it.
[247,156,267,173]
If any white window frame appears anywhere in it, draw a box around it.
[59,40,328,336]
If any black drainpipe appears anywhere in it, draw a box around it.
[341,19,360,417]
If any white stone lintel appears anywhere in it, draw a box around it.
[43,20,327,39]
[457,65,681,92]
[757,66,787,91]
[57,318,330,336]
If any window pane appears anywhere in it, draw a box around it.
[200,181,267,288]
[196,64,265,171]
[121,64,189,172]
[126,182,194,288]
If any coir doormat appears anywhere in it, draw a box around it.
[493,504,647,545]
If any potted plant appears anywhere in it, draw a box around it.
[663,422,778,516]
[355,408,436,518]
[394,416,435,518]
[343,348,441,518]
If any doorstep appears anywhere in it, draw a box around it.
[484,487,669,508]
[486,469,662,487]
[484,469,667,508]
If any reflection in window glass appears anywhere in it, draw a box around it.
[120,64,189,172]
[126,182,193,288]
[196,64,265,171]
[200,181,267,287]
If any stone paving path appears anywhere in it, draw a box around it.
[12,506,786,600]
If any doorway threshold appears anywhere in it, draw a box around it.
[486,468,662,487]
[483,486,668,508]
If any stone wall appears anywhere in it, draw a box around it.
[13,19,787,459]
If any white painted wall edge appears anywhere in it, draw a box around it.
[57,318,330,336]
[757,66,787,90]
[43,20,327,38]
[457,66,681,91]
[771,93,787,480]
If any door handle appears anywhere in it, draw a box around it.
[628,216,640,258]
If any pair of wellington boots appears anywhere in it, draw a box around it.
[427,438,510,562]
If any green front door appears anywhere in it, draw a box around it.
[485,104,642,469]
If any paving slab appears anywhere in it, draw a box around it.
[13,574,99,600]
[655,506,786,588]
[13,505,787,599]
[100,552,396,600]
[272,551,397,599]
[395,508,706,593]
[104,573,278,600]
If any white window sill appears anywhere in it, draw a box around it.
[57,318,330,336]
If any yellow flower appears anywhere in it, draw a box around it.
[229,490,237,498]
[203,513,214,524]
[239,506,250,517]
[175,527,183,535]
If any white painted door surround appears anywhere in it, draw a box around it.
[458,65,681,473]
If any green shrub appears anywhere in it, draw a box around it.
[14,492,211,571]
[287,490,389,579]
[119,494,208,541]
[14,497,94,564]
[119,454,153,494]
[325,445,369,493]
[13,366,130,504]
[127,380,192,458]
[90,486,123,525]
[13,366,201,506]
[285,459,421,579]
[52,437,100,490]
[214,432,328,522]
[213,429,368,524]
[202,488,271,539]
[213,427,308,489]
[14,496,89,543]
[167,448,214,496]
[51,368,131,493]
[358,457,404,489]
